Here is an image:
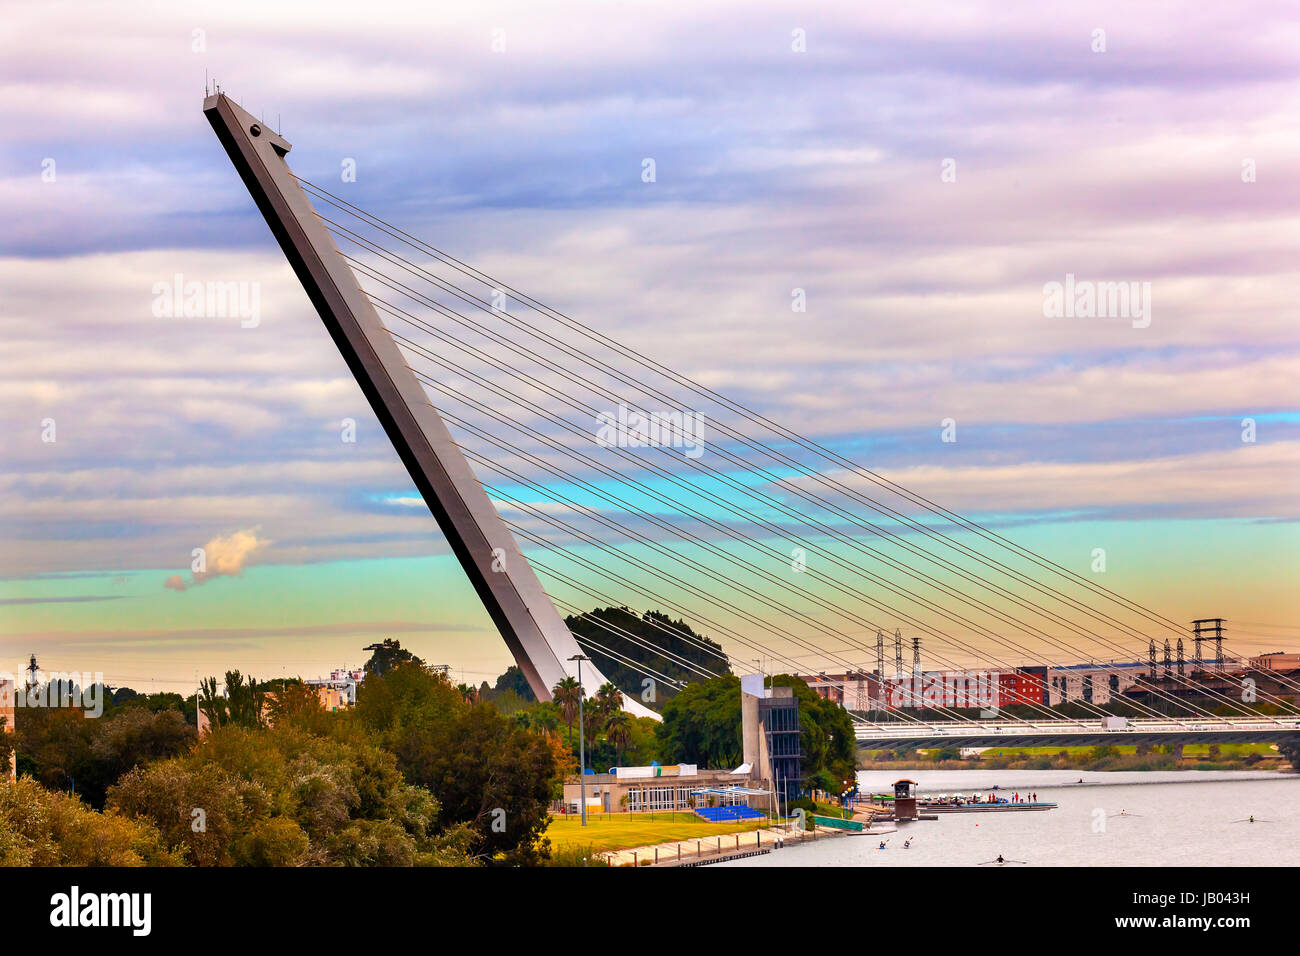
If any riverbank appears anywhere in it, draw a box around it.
[546,811,767,856]
[600,820,898,866]
[859,743,1290,773]
[545,809,899,866]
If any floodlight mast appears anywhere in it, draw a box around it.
[203,93,656,719]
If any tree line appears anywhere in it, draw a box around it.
[0,643,569,866]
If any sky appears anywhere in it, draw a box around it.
[2,1,1298,694]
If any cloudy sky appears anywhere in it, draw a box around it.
[2,1,1298,693]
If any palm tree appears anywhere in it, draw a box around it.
[585,681,621,744]
[606,710,633,766]
[532,702,561,738]
[594,682,623,724]
[553,677,581,746]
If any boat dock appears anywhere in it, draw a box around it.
[921,799,1058,813]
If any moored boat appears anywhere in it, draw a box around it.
[918,792,1057,812]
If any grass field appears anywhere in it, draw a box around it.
[545,812,770,853]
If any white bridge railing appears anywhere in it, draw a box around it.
[853,716,1300,740]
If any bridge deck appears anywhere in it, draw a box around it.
[854,717,1300,749]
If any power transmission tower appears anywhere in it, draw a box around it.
[874,629,885,717]
[1192,619,1225,675]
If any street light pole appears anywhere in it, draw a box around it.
[569,654,590,827]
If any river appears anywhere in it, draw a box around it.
[718,769,1300,867]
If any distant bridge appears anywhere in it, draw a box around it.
[855,717,1300,750]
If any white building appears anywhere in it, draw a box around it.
[1045,663,1147,705]
[305,667,365,706]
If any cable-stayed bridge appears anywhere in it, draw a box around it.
[205,93,1300,749]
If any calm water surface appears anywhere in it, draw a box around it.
[720,770,1300,867]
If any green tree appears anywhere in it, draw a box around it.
[226,671,266,728]
[236,817,311,866]
[353,659,464,732]
[492,665,537,702]
[354,662,560,864]
[529,701,561,738]
[395,703,559,864]
[13,706,92,795]
[117,690,188,716]
[107,761,247,866]
[264,679,329,732]
[0,777,184,867]
[605,711,633,766]
[0,715,11,771]
[13,702,196,809]
[594,682,622,721]
[656,675,743,769]
[552,677,581,746]
[198,671,266,731]
[109,721,473,867]
[1278,738,1300,771]
[622,716,663,765]
[197,676,226,729]
[362,638,424,678]
[81,707,197,807]
[564,608,730,709]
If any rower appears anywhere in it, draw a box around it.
[996,854,1005,864]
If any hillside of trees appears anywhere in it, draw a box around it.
[565,607,730,710]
